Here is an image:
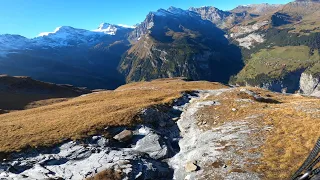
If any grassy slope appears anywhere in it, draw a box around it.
[281,1,320,34]
[0,79,226,153]
[235,46,320,84]
[287,11,320,34]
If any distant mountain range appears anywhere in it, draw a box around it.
[0,0,319,95]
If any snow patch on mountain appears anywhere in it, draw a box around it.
[153,7,191,17]
[92,23,133,35]
[38,27,62,37]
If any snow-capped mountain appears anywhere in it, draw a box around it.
[0,23,133,89]
[92,23,134,35]
[129,7,201,41]
[34,26,106,47]
[0,23,133,55]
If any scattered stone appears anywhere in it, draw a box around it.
[185,161,198,172]
[113,130,133,142]
[172,117,180,121]
[91,136,99,141]
[232,108,237,112]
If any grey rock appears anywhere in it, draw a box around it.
[172,117,180,121]
[113,130,133,142]
[97,137,109,147]
[300,73,320,97]
[134,133,168,159]
[185,161,198,172]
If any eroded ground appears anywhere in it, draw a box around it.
[186,88,320,180]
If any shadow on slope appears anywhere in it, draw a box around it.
[0,75,91,111]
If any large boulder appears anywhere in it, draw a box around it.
[299,73,320,97]
[134,132,168,159]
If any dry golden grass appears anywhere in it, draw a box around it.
[24,98,70,109]
[0,78,226,153]
[86,169,122,180]
[197,88,320,179]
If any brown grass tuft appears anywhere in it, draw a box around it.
[86,169,123,180]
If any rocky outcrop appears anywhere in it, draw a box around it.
[229,21,268,49]
[236,33,265,49]
[168,89,263,179]
[299,73,320,97]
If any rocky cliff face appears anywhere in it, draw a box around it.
[189,7,233,28]
[300,73,320,97]
[120,7,244,83]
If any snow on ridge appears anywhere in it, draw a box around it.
[167,6,187,14]
[38,27,62,37]
[37,23,132,38]
[38,26,94,38]
[152,7,190,17]
[92,23,118,35]
[92,23,133,35]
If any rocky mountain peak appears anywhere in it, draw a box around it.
[167,6,187,14]
[231,3,283,15]
[93,23,133,35]
[189,6,230,22]
[93,23,118,35]
[38,26,93,38]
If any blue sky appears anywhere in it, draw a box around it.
[0,0,292,38]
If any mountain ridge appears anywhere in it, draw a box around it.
[0,1,319,96]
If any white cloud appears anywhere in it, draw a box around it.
[117,24,135,28]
